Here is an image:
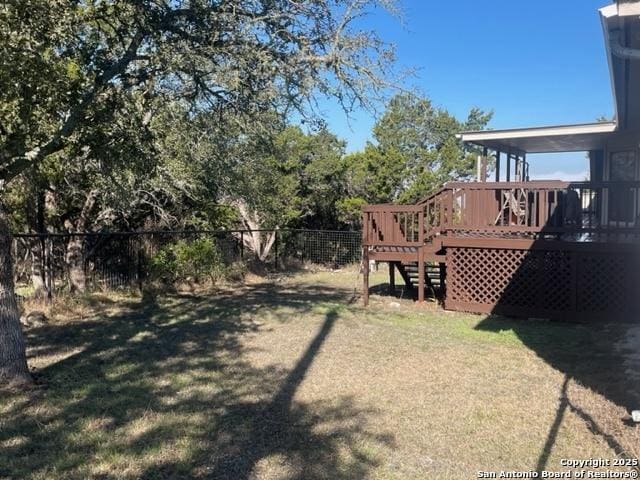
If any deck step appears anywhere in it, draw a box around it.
[393,261,445,299]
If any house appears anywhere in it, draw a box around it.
[361,1,640,320]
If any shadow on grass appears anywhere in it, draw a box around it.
[368,283,414,301]
[0,282,392,479]
[475,315,639,472]
[476,315,638,411]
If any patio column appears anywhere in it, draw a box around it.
[495,150,501,182]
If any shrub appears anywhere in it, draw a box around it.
[150,238,226,284]
[225,261,247,282]
[149,247,179,283]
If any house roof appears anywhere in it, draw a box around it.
[458,121,617,154]
[459,1,640,153]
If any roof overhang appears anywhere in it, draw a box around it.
[617,0,640,17]
[459,2,638,154]
[600,2,640,129]
[458,121,618,154]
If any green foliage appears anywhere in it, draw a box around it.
[336,197,368,227]
[225,261,248,283]
[0,0,402,236]
[340,93,492,215]
[0,0,405,386]
[149,248,178,284]
[0,0,399,182]
[150,238,225,285]
[279,126,347,229]
[0,2,492,237]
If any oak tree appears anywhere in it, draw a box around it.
[0,0,399,385]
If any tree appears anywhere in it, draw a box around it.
[0,0,400,385]
[375,93,492,203]
[339,94,492,220]
[222,117,303,260]
[338,143,405,226]
[280,127,347,230]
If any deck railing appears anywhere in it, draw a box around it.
[443,180,640,235]
[362,180,640,247]
[362,204,424,247]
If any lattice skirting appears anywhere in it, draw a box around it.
[445,246,640,320]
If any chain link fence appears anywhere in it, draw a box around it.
[10,229,362,303]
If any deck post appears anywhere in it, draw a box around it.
[439,261,446,298]
[363,247,369,306]
[417,247,425,303]
[495,150,501,182]
[361,207,369,306]
[389,261,395,295]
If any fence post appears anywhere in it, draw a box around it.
[38,235,47,301]
[137,241,143,293]
[46,236,53,303]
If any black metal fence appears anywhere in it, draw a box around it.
[10,229,362,302]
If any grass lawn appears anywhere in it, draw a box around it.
[1,268,638,479]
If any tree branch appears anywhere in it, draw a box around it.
[0,31,146,183]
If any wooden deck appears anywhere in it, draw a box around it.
[362,180,640,319]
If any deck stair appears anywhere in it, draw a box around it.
[394,261,444,298]
[362,201,448,305]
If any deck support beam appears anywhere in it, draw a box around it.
[439,262,446,297]
[417,247,425,303]
[388,261,395,295]
[363,248,369,306]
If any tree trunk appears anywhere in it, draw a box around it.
[27,183,49,298]
[64,190,97,293]
[65,236,86,293]
[231,198,278,261]
[29,238,48,298]
[0,201,31,386]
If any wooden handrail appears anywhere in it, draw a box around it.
[446,180,569,189]
[416,185,450,205]
[442,181,640,234]
[446,180,640,189]
[362,204,424,213]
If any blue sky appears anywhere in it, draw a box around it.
[320,0,614,180]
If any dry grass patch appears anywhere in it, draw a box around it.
[1,270,638,479]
